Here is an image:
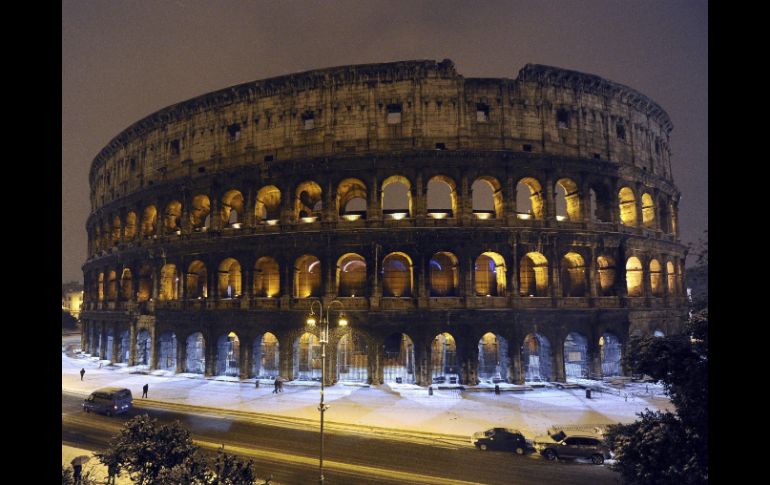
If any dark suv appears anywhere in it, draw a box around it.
[533,431,611,464]
[471,428,530,455]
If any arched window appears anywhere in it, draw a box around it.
[294,255,321,297]
[666,261,676,296]
[337,332,368,383]
[120,268,133,300]
[382,252,412,297]
[164,200,182,232]
[383,333,415,383]
[561,252,586,297]
[600,333,622,377]
[474,252,506,296]
[471,177,502,219]
[522,333,552,381]
[158,332,177,371]
[625,257,643,297]
[427,175,456,219]
[137,264,153,302]
[221,189,244,227]
[253,257,280,297]
[111,215,122,245]
[295,181,323,222]
[596,256,616,296]
[641,193,656,228]
[294,332,321,380]
[650,259,663,296]
[142,205,157,237]
[516,177,544,220]
[185,332,205,374]
[337,178,367,220]
[107,270,117,300]
[97,272,104,301]
[431,333,458,382]
[618,187,637,226]
[217,258,242,298]
[478,333,509,382]
[186,260,207,299]
[381,175,412,219]
[216,331,240,377]
[337,253,367,297]
[429,252,459,296]
[564,333,588,379]
[555,178,581,222]
[252,332,279,378]
[135,330,151,366]
[255,185,281,223]
[519,252,549,297]
[125,211,138,240]
[190,195,211,231]
[160,264,179,301]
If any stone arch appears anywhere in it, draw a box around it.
[137,264,153,302]
[474,252,506,296]
[255,185,281,222]
[111,215,122,246]
[427,175,457,218]
[159,264,179,301]
[164,200,182,231]
[185,332,205,374]
[429,251,459,296]
[294,255,322,297]
[294,332,321,380]
[336,253,367,297]
[105,328,114,361]
[597,256,617,296]
[337,178,368,219]
[626,257,643,297]
[117,330,130,363]
[125,211,138,240]
[618,187,637,226]
[221,189,244,226]
[519,252,549,297]
[97,272,104,301]
[190,194,211,230]
[216,331,240,376]
[522,333,552,382]
[142,205,157,237]
[382,252,413,297]
[641,193,656,228]
[102,221,111,248]
[158,331,177,371]
[516,177,544,220]
[555,178,581,222]
[337,332,369,382]
[381,175,412,218]
[563,332,589,380]
[295,181,323,222]
[430,332,459,383]
[186,260,208,299]
[561,252,586,297]
[252,332,280,378]
[135,329,151,366]
[218,258,242,298]
[94,226,101,251]
[600,333,623,377]
[253,257,280,297]
[471,176,503,219]
[120,268,133,301]
[667,261,676,296]
[478,332,509,382]
[383,333,415,383]
[650,259,663,296]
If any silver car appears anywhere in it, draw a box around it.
[533,430,611,464]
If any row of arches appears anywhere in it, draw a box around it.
[89,252,682,303]
[87,327,637,384]
[89,175,678,252]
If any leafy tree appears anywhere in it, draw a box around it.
[61,465,97,485]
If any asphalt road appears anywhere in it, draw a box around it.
[62,392,620,485]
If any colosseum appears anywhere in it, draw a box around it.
[80,59,687,387]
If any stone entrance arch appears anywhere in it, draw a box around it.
[294,332,321,381]
[563,332,588,380]
[116,330,130,363]
[105,328,114,361]
[431,332,458,383]
[158,332,177,371]
[185,332,205,374]
[136,330,151,366]
[522,333,552,382]
[336,333,368,383]
[600,333,623,377]
[383,333,415,384]
[216,332,241,377]
[478,332,509,382]
[252,332,279,379]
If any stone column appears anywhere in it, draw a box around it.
[509,332,523,384]
[176,336,185,374]
[280,182,293,225]
[128,321,137,366]
[414,172,426,222]
[240,342,251,380]
[205,330,216,377]
[414,338,431,387]
[368,335,383,384]
[368,174,381,221]
[149,326,158,370]
[588,246,598,299]
[279,332,294,380]
[459,173,472,224]
[551,334,565,382]
[244,186,256,228]
[504,173,516,225]
[544,174,556,223]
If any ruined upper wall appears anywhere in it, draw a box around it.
[89,59,674,211]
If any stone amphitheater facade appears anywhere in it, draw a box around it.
[80,59,687,386]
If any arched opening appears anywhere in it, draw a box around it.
[337,178,368,220]
[670,203,678,235]
[383,333,415,384]
[337,332,369,382]
[217,258,242,298]
[650,259,663,296]
[120,268,133,301]
[93,226,101,251]
[164,200,182,232]
[255,185,282,223]
[382,252,412,297]
[475,252,506,296]
[519,252,549,297]
[97,272,104,301]
[105,328,114,361]
[294,332,321,381]
[626,257,643,297]
[142,205,157,237]
[185,332,205,374]
[597,256,617,296]
[221,189,244,227]
[381,175,412,219]
[600,333,622,377]
[294,255,321,297]
[107,271,118,301]
[522,333,552,382]
[186,260,207,299]
[116,330,130,363]
[478,332,509,382]
[618,187,637,226]
[91,326,101,356]
[667,261,676,296]
[111,215,122,246]
[136,330,151,366]
[337,253,367,297]
[216,331,240,377]
[471,177,503,219]
[158,332,177,371]
[561,252,586,297]
[159,264,178,301]
[253,257,280,297]
[659,200,671,233]
[555,178,581,222]
[563,332,588,380]
[102,222,110,248]
[427,175,457,218]
[429,252,459,296]
[431,332,458,383]
[295,181,323,222]
[190,195,211,231]
[125,211,138,240]
[137,264,152,302]
[252,332,279,379]
[641,193,655,228]
[516,177,544,220]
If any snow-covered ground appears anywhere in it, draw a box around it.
[62,336,673,440]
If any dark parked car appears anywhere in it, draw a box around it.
[82,387,133,416]
[533,430,611,464]
[471,428,530,454]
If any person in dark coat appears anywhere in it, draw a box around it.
[272,379,279,394]
[80,368,85,381]
[72,463,82,483]
[142,383,148,398]
[278,378,284,392]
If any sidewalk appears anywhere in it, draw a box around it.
[62,348,673,441]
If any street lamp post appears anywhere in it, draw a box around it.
[306,298,347,485]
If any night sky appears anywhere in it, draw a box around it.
[62,0,707,284]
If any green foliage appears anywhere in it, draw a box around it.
[61,465,97,485]
[210,446,258,484]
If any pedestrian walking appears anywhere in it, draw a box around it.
[142,383,149,398]
[255,379,260,389]
[272,379,279,394]
[80,368,85,381]
[72,463,82,484]
[278,378,284,392]
[107,462,118,485]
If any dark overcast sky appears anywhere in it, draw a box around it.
[62,0,707,284]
